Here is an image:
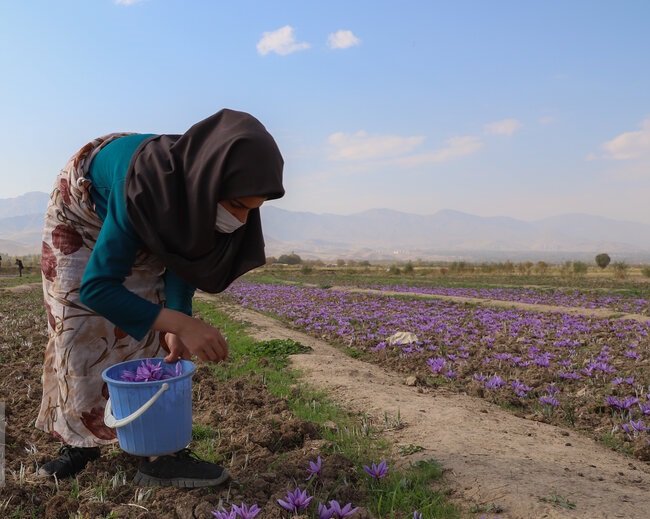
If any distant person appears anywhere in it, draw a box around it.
[36,109,284,486]
[15,258,23,277]
[0,254,2,268]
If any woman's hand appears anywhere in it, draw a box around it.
[162,332,192,363]
[153,308,229,363]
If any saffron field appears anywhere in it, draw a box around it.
[225,279,650,459]
[368,284,650,316]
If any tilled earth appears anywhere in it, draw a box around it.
[0,284,369,519]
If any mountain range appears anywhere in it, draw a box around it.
[2,192,649,263]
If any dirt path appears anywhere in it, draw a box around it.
[198,293,650,519]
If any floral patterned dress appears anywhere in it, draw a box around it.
[37,134,169,447]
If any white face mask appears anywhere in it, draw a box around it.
[215,203,246,233]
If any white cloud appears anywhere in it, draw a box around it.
[601,118,650,160]
[484,119,522,136]
[327,131,483,166]
[327,30,361,49]
[328,131,424,161]
[256,26,310,56]
[397,136,483,167]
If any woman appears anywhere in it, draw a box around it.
[37,109,284,487]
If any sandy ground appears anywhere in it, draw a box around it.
[197,292,650,519]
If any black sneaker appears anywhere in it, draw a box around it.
[38,445,101,478]
[133,448,230,488]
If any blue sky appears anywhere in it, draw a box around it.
[1,1,649,224]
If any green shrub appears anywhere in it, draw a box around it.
[595,253,611,269]
[572,261,588,276]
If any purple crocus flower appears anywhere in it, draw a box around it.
[558,371,582,380]
[306,456,322,480]
[135,359,164,381]
[511,379,532,398]
[622,397,639,409]
[211,506,237,519]
[413,512,423,519]
[606,395,624,409]
[485,375,505,390]
[119,359,182,382]
[546,384,559,395]
[232,503,261,519]
[539,395,559,407]
[363,461,389,479]
[325,500,360,518]
[318,502,334,519]
[622,420,649,435]
[278,487,313,513]
[427,357,446,373]
[120,369,137,382]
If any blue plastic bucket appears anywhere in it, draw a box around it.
[101,358,195,456]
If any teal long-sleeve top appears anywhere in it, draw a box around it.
[79,134,196,340]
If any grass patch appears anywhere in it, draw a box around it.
[365,459,455,517]
[539,492,576,510]
[600,432,634,456]
[247,337,312,356]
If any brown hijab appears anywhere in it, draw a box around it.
[125,109,284,293]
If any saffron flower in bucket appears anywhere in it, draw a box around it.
[119,359,183,382]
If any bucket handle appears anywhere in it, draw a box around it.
[104,382,169,429]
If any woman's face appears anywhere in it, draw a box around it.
[220,196,266,223]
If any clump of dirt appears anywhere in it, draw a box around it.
[0,286,368,518]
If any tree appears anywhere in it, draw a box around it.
[277,252,302,265]
[595,253,611,269]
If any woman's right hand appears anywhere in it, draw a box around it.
[153,308,229,363]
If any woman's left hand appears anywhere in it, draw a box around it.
[162,332,192,363]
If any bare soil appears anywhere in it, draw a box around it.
[0,285,365,519]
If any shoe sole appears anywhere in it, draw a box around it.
[133,468,230,488]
